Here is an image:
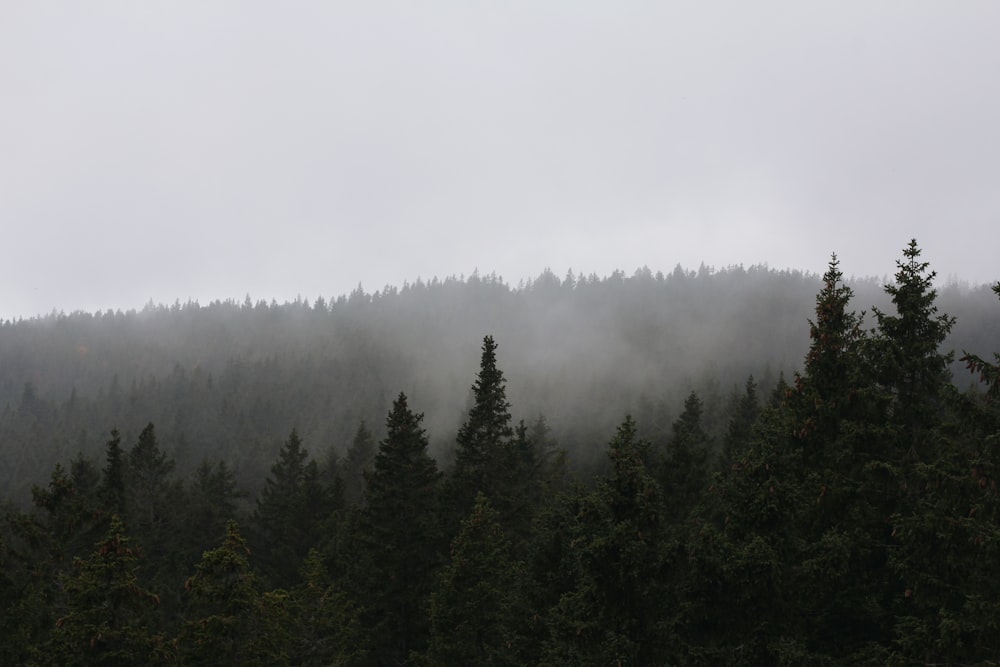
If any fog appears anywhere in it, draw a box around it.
[2,258,998,502]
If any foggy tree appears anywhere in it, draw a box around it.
[353,392,443,665]
[543,416,673,666]
[448,336,516,521]
[99,428,126,516]
[341,420,376,506]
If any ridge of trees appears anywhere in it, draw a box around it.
[2,242,1000,663]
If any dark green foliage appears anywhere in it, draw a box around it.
[871,239,956,442]
[186,458,243,555]
[341,420,376,506]
[126,423,176,530]
[252,429,336,588]
[46,515,162,666]
[99,428,126,515]
[661,391,713,524]
[449,336,516,517]
[425,493,524,666]
[722,375,760,464]
[1,247,1000,664]
[289,548,364,666]
[543,416,673,666]
[179,521,290,666]
[352,392,443,665]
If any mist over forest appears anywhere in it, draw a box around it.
[4,242,1000,664]
[2,259,997,501]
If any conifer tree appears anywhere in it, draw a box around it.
[543,416,673,666]
[99,428,126,516]
[342,420,376,506]
[450,336,515,517]
[661,391,712,524]
[185,459,243,561]
[253,429,335,588]
[46,516,161,666]
[424,493,524,666]
[289,548,364,666]
[354,392,443,665]
[871,239,956,446]
[126,423,175,530]
[180,521,291,666]
[722,375,760,465]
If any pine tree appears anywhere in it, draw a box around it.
[542,416,673,666]
[289,548,364,666]
[884,277,1000,662]
[871,239,956,446]
[185,458,243,559]
[449,336,515,518]
[125,423,176,531]
[46,516,161,666]
[723,376,760,460]
[99,428,126,516]
[342,420,376,506]
[661,391,712,524]
[353,392,443,665]
[424,493,524,666]
[253,428,335,588]
[180,521,291,666]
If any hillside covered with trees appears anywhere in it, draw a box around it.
[2,240,1000,664]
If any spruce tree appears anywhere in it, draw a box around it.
[424,493,524,666]
[126,423,175,530]
[722,375,760,465]
[450,336,515,516]
[353,392,443,665]
[253,429,335,588]
[99,428,126,516]
[342,420,376,506]
[871,239,956,446]
[543,416,673,666]
[46,516,161,667]
[661,391,712,524]
[180,521,291,666]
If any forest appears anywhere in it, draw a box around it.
[1,239,1000,665]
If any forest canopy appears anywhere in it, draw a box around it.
[2,242,1000,664]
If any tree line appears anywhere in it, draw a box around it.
[1,240,1000,664]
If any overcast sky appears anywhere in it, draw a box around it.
[2,1,998,320]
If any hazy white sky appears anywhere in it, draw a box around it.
[2,1,998,319]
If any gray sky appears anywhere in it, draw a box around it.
[2,1,998,320]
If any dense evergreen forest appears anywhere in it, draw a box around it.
[2,240,1000,664]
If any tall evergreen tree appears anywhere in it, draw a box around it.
[253,429,334,588]
[424,493,524,666]
[871,239,956,445]
[342,420,376,506]
[289,548,363,666]
[180,521,291,666]
[450,336,515,516]
[46,516,161,667]
[353,392,443,665]
[125,423,176,531]
[659,391,712,525]
[722,375,760,465]
[543,416,673,666]
[99,428,126,516]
